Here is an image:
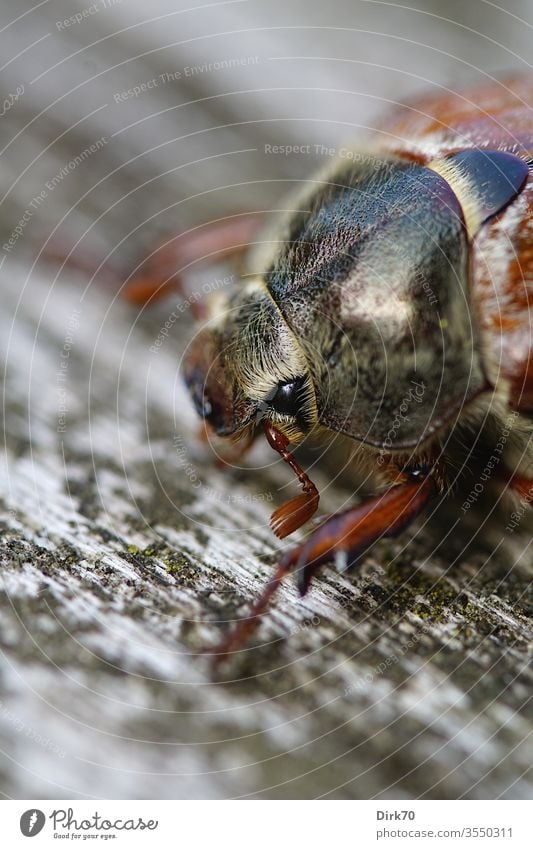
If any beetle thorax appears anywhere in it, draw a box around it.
[264,155,487,448]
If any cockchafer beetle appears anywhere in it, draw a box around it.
[61,76,533,661]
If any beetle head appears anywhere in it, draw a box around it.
[183,326,233,433]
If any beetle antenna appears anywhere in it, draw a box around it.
[262,421,320,538]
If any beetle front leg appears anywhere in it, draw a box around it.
[283,471,436,596]
[209,469,436,665]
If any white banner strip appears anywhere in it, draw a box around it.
[1,799,532,848]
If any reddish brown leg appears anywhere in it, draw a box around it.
[209,470,436,665]
[40,214,264,315]
[122,214,264,313]
[263,422,320,538]
[39,240,124,287]
[503,472,533,503]
[285,472,435,595]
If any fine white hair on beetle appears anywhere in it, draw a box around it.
[334,549,349,573]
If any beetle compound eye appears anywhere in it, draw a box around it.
[186,368,223,426]
[186,370,209,418]
[269,377,306,417]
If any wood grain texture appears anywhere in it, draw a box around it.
[0,0,532,800]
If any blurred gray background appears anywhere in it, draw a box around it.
[2,0,533,255]
[0,0,531,799]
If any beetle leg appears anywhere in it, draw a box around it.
[263,421,320,538]
[40,215,263,315]
[208,556,295,666]
[285,472,435,596]
[500,471,533,504]
[123,214,264,313]
[209,470,436,665]
[39,239,124,287]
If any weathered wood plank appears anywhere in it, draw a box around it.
[1,261,531,799]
